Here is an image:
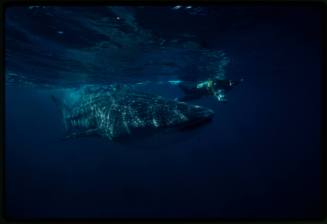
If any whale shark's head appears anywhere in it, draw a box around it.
[112,102,214,147]
[176,103,214,131]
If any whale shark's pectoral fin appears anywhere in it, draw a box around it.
[62,128,99,140]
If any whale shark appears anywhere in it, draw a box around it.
[52,85,214,141]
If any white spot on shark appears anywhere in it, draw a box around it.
[152,118,159,127]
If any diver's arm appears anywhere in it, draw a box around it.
[213,89,228,103]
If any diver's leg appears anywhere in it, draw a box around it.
[178,82,197,94]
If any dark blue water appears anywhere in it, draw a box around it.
[4,5,322,219]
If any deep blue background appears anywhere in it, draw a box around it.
[5,5,322,219]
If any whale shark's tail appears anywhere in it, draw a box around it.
[51,95,71,133]
[51,95,99,140]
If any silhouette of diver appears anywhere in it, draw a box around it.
[177,77,244,102]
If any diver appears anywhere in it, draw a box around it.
[176,77,244,102]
